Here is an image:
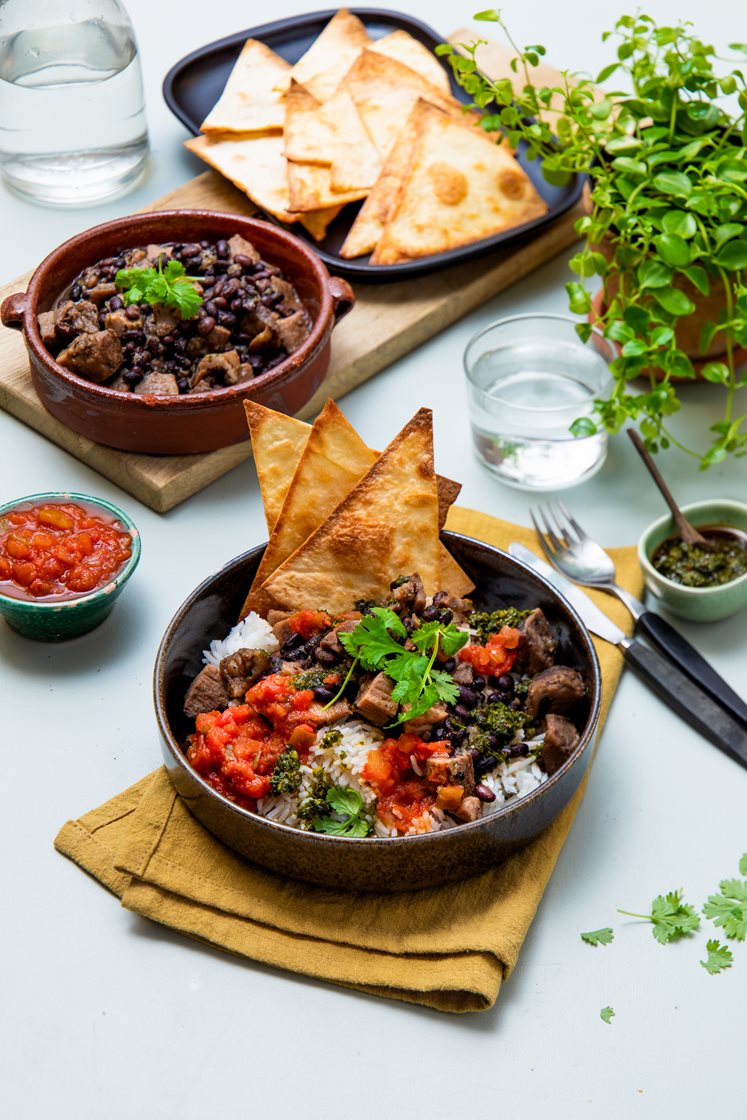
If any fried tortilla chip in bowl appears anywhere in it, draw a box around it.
[1,210,354,455]
[154,404,601,891]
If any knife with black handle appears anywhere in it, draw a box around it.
[509,542,747,770]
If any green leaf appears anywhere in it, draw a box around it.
[700,939,734,975]
[715,240,747,271]
[621,340,648,358]
[703,879,747,939]
[700,362,731,385]
[473,9,501,21]
[618,889,700,943]
[600,1006,615,1024]
[714,223,744,246]
[650,326,674,347]
[653,287,696,317]
[596,62,620,83]
[682,266,710,296]
[611,156,647,177]
[566,282,592,315]
[661,211,697,239]
[740,853,747,876]
[653,171,693,198]
[653,234,691,268]
[638,259,674,290]
[338,608,407,668]
[581,927,614,946]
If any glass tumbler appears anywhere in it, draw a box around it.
[0,0,149,205]
[464,314,616,491]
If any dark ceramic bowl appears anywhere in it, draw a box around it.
[154,531,602,892]
[0,210,354,455]
[0,491,140,641]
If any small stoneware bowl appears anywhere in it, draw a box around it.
[0,210,354,455]
[154,531,602,893]
[0,491,140,641]
[638,499,747,622]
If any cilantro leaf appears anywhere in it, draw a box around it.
[114,257,203,319]
[703,879,747,940]
[739,853,747,876]
[700,939,734,975]
[618,889,700,944]
[600,1006,615,1024]
[338,607,405,669]
[313,786,372,838]
[430,668,460,706]
[581,927,614,946]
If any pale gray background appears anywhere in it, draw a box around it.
[1,1,745,1117]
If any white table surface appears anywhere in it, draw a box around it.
[2,1,746,1116]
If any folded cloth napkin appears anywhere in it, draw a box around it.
[55,508,643,1013]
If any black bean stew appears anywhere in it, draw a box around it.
[38,235,312,396]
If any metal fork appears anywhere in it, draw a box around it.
[530,500,747,728]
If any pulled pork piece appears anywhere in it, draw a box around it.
[87,282,117,305]
[455,795,481,822]
[134,372,179,396]
[354,673,398,726]
[271,617,295,645]
[426,751,475,794]
[307,699,353,726]
[104,308,133,336]
[436,592,472,624]
[452,661,474,686]
[57,329,123,381]
[219,648,271,699]
[274,311,308,354]
[266,610,292,627]
[55,299,99,337]
[192,350,240,387]
[403,700,447,737]
[526,666,586,718]
[542,713,581,776]
[515,608,557,675]
[391,574,426,616]
[152,305,180,337]
[184,664,229,718]
[37,311,58,347]
[228,233,260,263]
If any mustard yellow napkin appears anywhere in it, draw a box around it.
[55,508,643,1013]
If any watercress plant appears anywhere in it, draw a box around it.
[438,11,747,467]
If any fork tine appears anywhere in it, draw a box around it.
[556,499,587,541]
[546,500,574,545]
[529,507,560,564]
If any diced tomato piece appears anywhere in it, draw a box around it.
[288,723,316,751]
[288,609,332,639]
[38,506,75,531]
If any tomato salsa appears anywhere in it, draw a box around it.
[0,501,133,600]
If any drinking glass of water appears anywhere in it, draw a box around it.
[0,0,149,206]
[464,314,616,491]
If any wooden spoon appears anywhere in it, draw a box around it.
[627,428,715,551]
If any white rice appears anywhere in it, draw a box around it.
[202,612,278,666]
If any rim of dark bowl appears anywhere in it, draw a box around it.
[154,531,602,847]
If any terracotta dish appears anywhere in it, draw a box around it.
[1,210,354,455]
[154,531,602,892]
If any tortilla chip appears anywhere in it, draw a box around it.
[341,49,463,161]
[184,133,297,224]
[201,40,289,134]
[260,409,442,613]
[241,400,378,617]
[371,101,548,264]
[243,402,311,534]
[278,9,371,102]
[299,206,344,241]
[287,159,368,212]
[283,80,335,166]
[369,30,452,96]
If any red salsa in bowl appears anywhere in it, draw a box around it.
[0,492,140,640]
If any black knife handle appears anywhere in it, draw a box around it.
[623,639,747,770]
[636,611,747,728]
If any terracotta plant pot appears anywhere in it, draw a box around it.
[1,210,355,455]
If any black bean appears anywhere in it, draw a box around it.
[281,632,304,653]
[98,314,107,328]
[454,704,471,721]
[432,727,448,741]
[484,691,500,704]
[216,239,229,258]
[475,783,496,803]
[125,305,140,321]
[177,377,190,392]
[432,591,447,606]
[497,673,514,694]
[200,239,210,249]
[422,604,439,622]
[181,244,201,258]
[197,316,216,336]
[231,297,244,314]
[123,369,141,386]
[457,685,478,708]
[70,283,82,301]
[109,295,123,311]
[313,686,336,703]
[439,608,453,624]
[475,755,497,777]
[212,296,227,310]
[161,334,175,346]
[234,253,254,268]
[203,301,217,317]
[472,675,486,691]
[218,311,236,328]
[283,649,305,662]
[509,699,522,711]
[315,649,337,666]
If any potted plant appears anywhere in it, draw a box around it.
[438,10,747,467]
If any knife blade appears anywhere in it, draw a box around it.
[508,541,747,771]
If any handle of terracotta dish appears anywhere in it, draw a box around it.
[328,276,355,323]
[0,292,27,331]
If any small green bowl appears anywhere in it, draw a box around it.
[638,499,747,622]
[0,491,141,641]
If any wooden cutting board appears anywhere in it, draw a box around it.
[0,42,582,513]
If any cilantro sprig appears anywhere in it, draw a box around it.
[313,787,371,838]
[114,257,203,319]
[618,889,700,944]
[600,1006,615,1025]
[700,939,734,975]
[702,879,747,941]
[580,927,614,947]
[334,606,469,726]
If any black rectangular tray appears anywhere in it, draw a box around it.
[163,7,583,281]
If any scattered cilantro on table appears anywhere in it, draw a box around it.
[700,939,734,975]
[739,853,747,877]
[114,258,203,318]
[313,787,371,838]
[618,889,700,944]
[332,606,469,726]
[581,927,614,947]
[702,879,747,940]
[600,1006,615,1024]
